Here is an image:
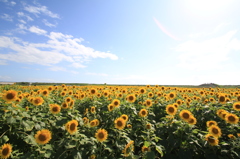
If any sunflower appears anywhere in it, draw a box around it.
[121,114,129,121]
[139,109,148,117]
[122,140,134,157]
[92,119,100,127]
[90,120,97,127]
[114,118,126,130]
[168,92,176,99]
[108,104,114,111]
[95,129,108,142]
[60,91,67,97]
[112,99,121,107]
[61,102,68,109]
[166,105,177,116]
[90,88,97,95]
[233,102,240,111]
[41,89,49,96]
[65,120,78,135]
[32,97,44,106]
[228,134,236,139]
[49,104,61,114]
[126,94,136,103]
[206,121,217,127]
[89,154,96,159]
[205,134,219,146]
[90,106,96,113]
[139,88,146,94]
[225,113,239,124]
[187,116,197,125]
[65,97,72,103]
[2,90,18,102]
[145,99,152,108]
[35,129,52,145]
[83,117,89,125]
[69,100,74,108]
[141,146,150,152]
[127,124,132,128]
[179,110,192,121]
[146,123,151,129]
[176,99,183,105]
[148,92,154,98]
[0,143,12,159]
[208,125,222,138]
[218,94,226,104]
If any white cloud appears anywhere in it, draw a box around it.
[0,13,13,21]
[0,30,118,68]
[24,4,59,18]
[86,72,109,76]
[29,26,47,35]
[176,30,240,70]
[18,19,26,24]
[70,63,86,68]
[49,66,67,71]
[10,1,16,6]
[0,60,7,65]
[17,12,34,21]
[0,75,12,81]
[42,19,57,27]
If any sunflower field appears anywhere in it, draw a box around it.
[0,84,240,159]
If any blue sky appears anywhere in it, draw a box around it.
[0,0,240,85]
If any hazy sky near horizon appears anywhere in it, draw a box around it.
[0,0,240,85]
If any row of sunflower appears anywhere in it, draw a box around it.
[0,84,240,158]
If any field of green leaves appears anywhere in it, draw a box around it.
[0,84,239,159]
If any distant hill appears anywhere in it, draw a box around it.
[198,83,219,88]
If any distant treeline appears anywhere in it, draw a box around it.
[14,82,240,88]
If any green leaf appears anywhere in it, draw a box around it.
[74,152,82,159]
[146,151,155,159]
[2,135,9,142]
[6,116,16,124]
[144,141,150,147]
[156,145,164,157]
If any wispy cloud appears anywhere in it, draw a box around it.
[176,30,240,70]
[0,29,118,68]
[24,4,59,18]
[29,26,47,35]
[86,72,109,76]
[0,0,16,6]
[0,13,13,21]
[42,19,57,27]
[0,60,7,65]
[153,17,181,41]
[17,12,34,21]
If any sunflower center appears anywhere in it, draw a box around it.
[212,128,219,134]
[208,137,215,143]
[34,99,41,104]
[128,96,134,101]
[122,116,127,120]
[63,103,67,108]
[70,123,76,131]
[43,91,47,95]
[38,134,47,142]
[170,94,174,98]
[235,104,240,109]
[146,101,151,105]
[114,101,119,106]
[141,111,146,116]
[183,113,190,119]
[6,93,14,99]
[91,90,96,94]
[52,107,59,112]
[168,107,174,113]
[228,116,236,122]
[2,147,9,156]
[66,99,71,102]
[117,120,123,127]
[98,132,104,139]
[219,96,225,102]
